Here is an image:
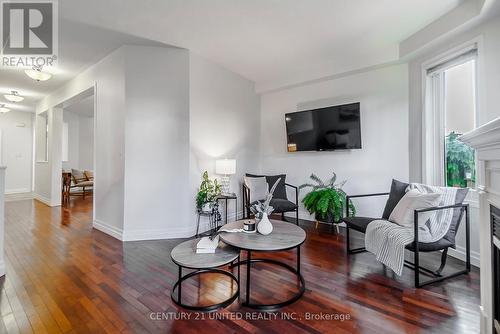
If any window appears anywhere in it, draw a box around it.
[443,61,476,188]
[424,46,477,188]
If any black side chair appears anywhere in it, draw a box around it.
[342,180,471,288]
[243,174,299,225]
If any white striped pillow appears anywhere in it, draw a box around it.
[389,189,441,228]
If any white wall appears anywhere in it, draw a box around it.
[122,46,191,240]
[260,64,409,219]
[62,110,94,171]
[189,53,261,231]
[0,111,33,194]
[78,116,94,171]
[34,107,62,206]
[62,110,80,170]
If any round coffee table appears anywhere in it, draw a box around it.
[170,238,240,312]
[219,219,306,311]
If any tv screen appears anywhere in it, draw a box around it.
[285,102,361,152]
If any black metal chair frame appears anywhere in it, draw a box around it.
[344,193,471,288]
[243,182,299,225]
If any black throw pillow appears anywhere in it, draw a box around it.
[382,179,409,219]
[245,173,287,200]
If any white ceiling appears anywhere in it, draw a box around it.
[59,0,464,92]
[0,0,465,112]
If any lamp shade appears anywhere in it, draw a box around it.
[216,159,236,175]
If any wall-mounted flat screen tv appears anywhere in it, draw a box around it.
[285,102,361,152]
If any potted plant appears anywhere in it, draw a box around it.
[196,171,222,212]
[299,172,355,231]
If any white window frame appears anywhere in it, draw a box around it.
[421,38,482,192]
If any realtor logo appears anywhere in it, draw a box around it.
[1,0,58,67]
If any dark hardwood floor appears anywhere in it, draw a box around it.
[0,197,480,333]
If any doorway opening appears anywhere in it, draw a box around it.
[59,89,95,214]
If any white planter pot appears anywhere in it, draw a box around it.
[201,202,213,212]
[257,213,273,235]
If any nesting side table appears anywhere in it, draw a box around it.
[170,238,240,312]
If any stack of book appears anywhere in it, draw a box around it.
[196,235,219,254]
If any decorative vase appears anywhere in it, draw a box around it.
[257,213,273,235]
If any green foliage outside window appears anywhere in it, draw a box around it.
[445,131,475,188]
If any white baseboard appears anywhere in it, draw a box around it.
[5,192,33,202]
[5,188,31,195]
[34,193,57,206]
[448,245,481,268]
[93,219,204,242]
[93,220,124,240]
[121,226,195,241]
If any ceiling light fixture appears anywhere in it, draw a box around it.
[4,90,24,102]
[0,104,10,113]
[25,66,52,81]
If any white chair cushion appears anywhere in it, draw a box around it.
[389,189,441,228]
[244,176,268,203]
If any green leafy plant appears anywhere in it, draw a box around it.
[446,131,475,188]
[196,171,222,210]
[299,172,355,223]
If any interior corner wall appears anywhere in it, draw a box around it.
[0,110,33,194]
[34,107,62,206]
[260,64,409,219]
[408,15,500,183]
[189,53,261,233]
[122,46,191,241]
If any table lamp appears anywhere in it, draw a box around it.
[216,159,236,195]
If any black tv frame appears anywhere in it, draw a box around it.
[284,102,361,152]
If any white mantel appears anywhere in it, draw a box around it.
[460,117,500,334]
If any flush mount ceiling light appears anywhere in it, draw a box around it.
[4,90,24,102]
[0,104,10,113]
[25,66,52,81]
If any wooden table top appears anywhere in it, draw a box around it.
[170,238,239,269]
[219,219,306,251]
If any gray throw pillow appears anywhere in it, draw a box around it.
[382,179,410,219]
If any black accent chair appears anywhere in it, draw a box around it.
[342,187,471,288]
[243,174,299,225]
